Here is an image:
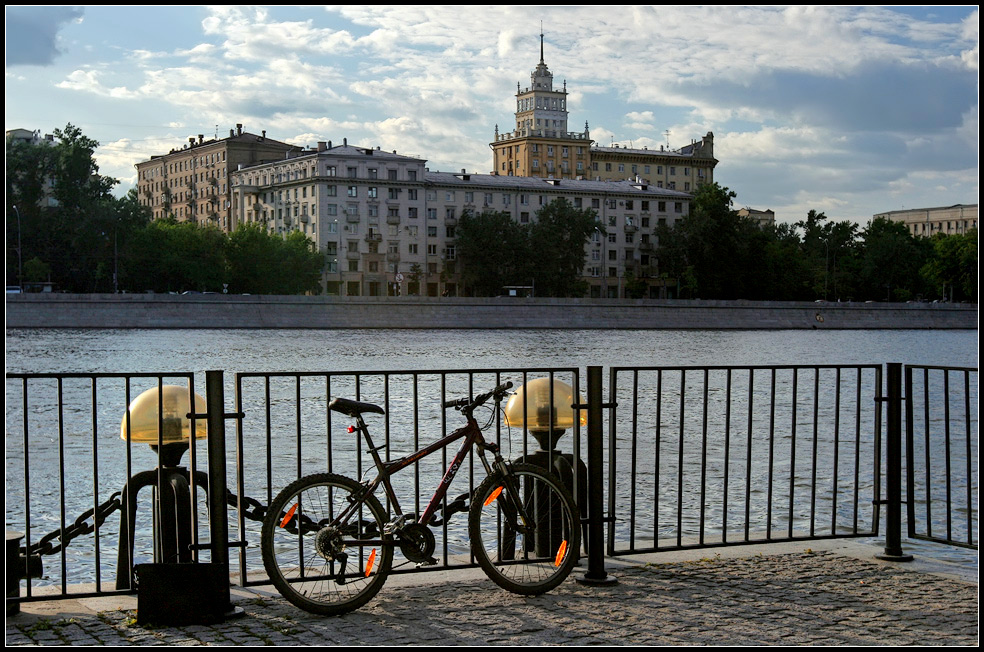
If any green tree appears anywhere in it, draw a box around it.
[655,183,745,298]
[123,218,226,293]
[857,217,927,301]
[5,124,125,291]
[279,230,324,295]
[920,229,978,302]
[527,198,598,297]
[455,210,531,296]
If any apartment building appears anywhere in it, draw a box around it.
[590,135,716,190]
[874,204,978,237]
[134,124,300,231]
[737,207,776,227]
[490,35,717,189]
[230,142,691,298]
[491,36,592,179]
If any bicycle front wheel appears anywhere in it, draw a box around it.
[261,473,392,615]
[469,463,580,595]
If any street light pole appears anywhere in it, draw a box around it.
[13,205,23,289]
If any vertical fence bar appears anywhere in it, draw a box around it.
[744,369,754,542]
[877,363,913,561]
[943,370,953,542]
[677,370,686,548]
[577,366,615,586]
[810,369,819,537]
[654,369,663,549]
[788,369,797,539]
[904,365,916,538]
[204,370,234,613]
[722,369,731,543]
[766,369,776,540]
[963,369,973,546]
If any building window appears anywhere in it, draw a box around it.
[348,186,358,197]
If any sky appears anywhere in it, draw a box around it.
[4,5,979,226]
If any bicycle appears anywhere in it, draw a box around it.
[260,381,581,615]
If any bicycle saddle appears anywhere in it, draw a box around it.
[329,397,385,417]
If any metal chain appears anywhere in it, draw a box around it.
[21,491,123,557]
[20,485,473,558]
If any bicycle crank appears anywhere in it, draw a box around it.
[396,523,436,565]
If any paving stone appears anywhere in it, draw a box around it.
[6,550,978,646]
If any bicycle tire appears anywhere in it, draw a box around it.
[469,463,580,595]
[261,473,392,615]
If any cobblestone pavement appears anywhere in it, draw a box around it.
[6,543,978,646]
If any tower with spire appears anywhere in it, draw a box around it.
[491,31,592,179]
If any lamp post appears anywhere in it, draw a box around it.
[116,385,208,588]
[503,378,588,555]
[12,205,22,290]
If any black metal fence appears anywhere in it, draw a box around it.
[605,365,884,555]
[5,363,978,606]
[904,365,979,549]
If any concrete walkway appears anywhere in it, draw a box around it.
[6,540,977,646]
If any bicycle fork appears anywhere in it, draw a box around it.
[479,448,534,537]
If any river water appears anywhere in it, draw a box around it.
[5,327,979,585]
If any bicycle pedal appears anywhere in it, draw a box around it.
[415,557,438,568]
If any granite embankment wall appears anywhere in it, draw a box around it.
[5,293,978,330]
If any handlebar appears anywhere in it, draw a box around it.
[443,382,513,415]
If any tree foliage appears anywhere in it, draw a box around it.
[6,124,131,292]
[455,210,531,296]
[7,124,326,295]
[455,199,597,297]
[655,183,975,303]
[527,198,598,297]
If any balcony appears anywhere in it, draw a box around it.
[346,212,361,223]
[386,214,401,225]
[365,233,382,243]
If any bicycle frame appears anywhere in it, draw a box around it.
[332,411,505,547]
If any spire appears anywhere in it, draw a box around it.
[539,23,544,64]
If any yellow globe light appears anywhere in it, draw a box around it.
[504,378,585,433]
[120,385,207,445]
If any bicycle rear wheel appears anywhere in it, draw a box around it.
[261,473,392,615]
[469,463,580,595]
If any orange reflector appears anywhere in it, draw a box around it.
[279,504,298,528]
[554,540,568,567]
[365,549,377,577]
[484,486,504,506]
